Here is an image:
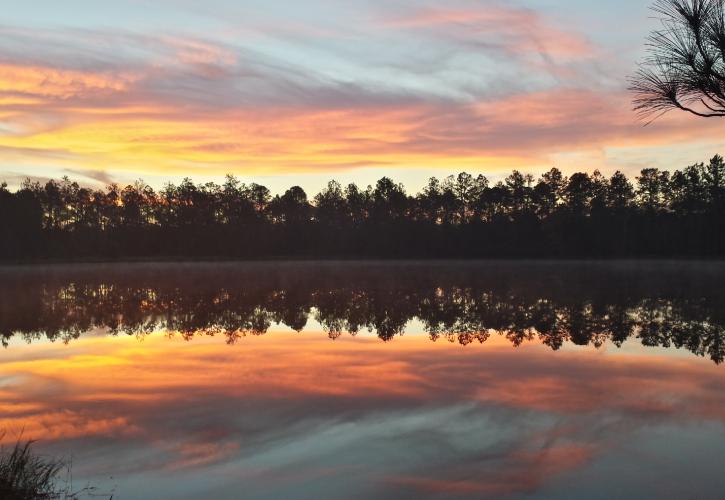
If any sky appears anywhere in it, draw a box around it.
[0,0,724,194]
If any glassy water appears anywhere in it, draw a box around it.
[1,261,724,499]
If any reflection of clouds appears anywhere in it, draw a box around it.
[163,441,241,472]
[0,410,132,445]
[386,442,594,497]
[2,333,724,498]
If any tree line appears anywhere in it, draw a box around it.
[2,156,725,259]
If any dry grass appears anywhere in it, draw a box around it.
[0,435,111,500]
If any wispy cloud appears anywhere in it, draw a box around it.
[380,4,595,60]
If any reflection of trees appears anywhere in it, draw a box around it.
[0,264,723,364]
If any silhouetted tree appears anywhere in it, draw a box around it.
[314,180,347,226]
[248,183,271,219]
[477,182,509,221]
[565,173,594,215]
[704,153,725,206]
[371,177,407,220]
[220,175,255,225]
[589,170,610,214]
[670,162,708,212]
[631,0,725,119]
[637,168,671,211]
[344,183,369,225]
[417,177,444,223]
[269,186,311,225]
[607,171,636,211]
[505,170,534,214]
[534,168,568,217]
[446,172,487,223]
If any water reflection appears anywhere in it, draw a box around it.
[1,261,724,363]
[1,262,724,499]
[2,333,724,499]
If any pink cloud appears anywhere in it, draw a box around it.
[381,5,595,60]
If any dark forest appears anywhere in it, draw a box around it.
[2,155,725,259]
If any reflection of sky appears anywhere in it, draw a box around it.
[1,0,724,194]
[1,331,723,499]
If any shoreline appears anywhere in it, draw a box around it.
[2,257,725,269]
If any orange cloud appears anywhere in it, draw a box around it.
[0,63,137,100]
[0,411,133,445]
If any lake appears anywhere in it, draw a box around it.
[1,261,724,499]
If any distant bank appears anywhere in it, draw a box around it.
[2,158,725,260]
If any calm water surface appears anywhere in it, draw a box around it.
[1,261,724,499]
